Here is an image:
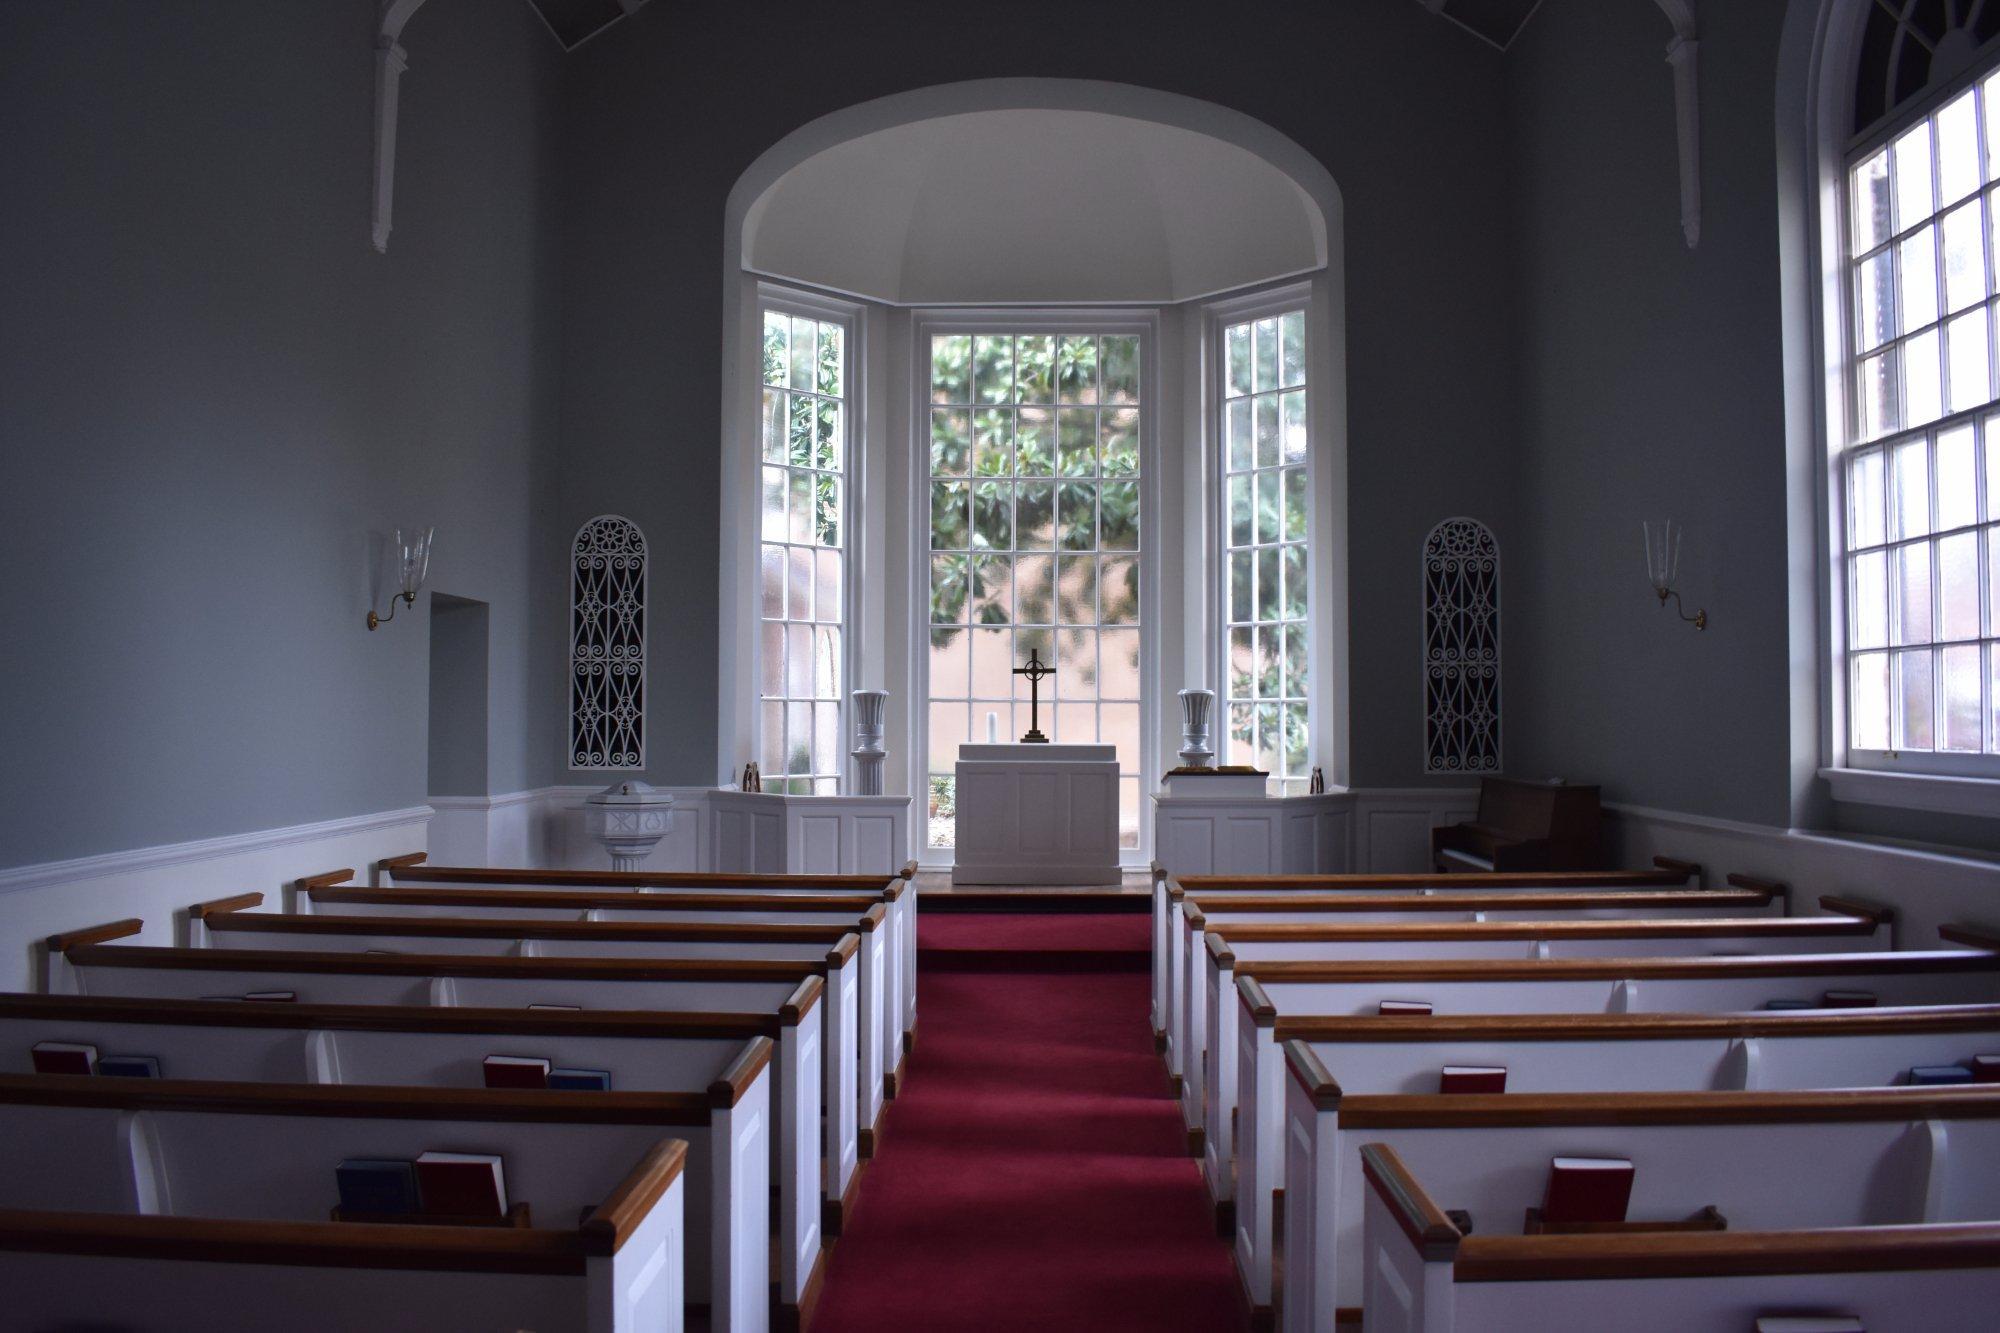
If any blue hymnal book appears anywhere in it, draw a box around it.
[549,1067,612,1091]
[96,1054,161,1078]
[337,1158,420,1215]
[1763,998,1814,1010]
[1909,1064,1975,1085]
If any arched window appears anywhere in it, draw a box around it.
[1422,518,1500,775]
[1829,9,2000,783]
[570,515,646,769]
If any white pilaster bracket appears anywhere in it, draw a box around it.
[1656,0,1701,248]
[372,0,429,253]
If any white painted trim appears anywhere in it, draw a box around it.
[1820,765,2000,818]
[0,805,433,899]
[427,790,543,812]
[370,0,430,253]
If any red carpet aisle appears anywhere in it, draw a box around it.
[810,911,1247,1332]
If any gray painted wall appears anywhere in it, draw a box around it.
[1509,0,2000,852]
[0,0,563,867]
[1508,0,1798,827]
[553,0,1524,791]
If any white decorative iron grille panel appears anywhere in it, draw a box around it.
[570,515,646,769]
[1423,517,1499,774]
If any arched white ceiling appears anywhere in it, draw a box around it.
[742,109,1328,305]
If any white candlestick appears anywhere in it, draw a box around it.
[986,710,999,743]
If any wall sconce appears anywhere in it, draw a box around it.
[1642,519,1706,630]
[366,525,433,630]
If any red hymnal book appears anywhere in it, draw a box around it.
[1439,1065,1506,1094]
[482,1055,551,1089]
[30,1042,97,1075]
[414,1152,507,1217]
[1378,1000,1432,1016]
[1540,1156,1634,1225]
[1973,1054,2000,1083]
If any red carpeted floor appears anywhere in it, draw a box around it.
[809,914,1246,1332]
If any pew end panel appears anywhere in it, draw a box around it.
[185,894,267,949]
[1359,1144,1461,1333]
[43,919,145,995]
[583,1138,688,1332]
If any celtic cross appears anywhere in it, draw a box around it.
[1012,648,1055,744]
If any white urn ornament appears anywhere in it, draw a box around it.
[1177,688,1216,769]
[850,689,889,796]
[582,779,675,871]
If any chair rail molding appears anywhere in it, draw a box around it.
[371,0,429,254]
[1656,0,1701,248]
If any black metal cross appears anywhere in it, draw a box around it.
[1013,648,1055,744]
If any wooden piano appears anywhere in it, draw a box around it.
[1431,777,1603,872]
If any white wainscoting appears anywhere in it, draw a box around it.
[1152,787,1481,878]
[1604,802,2000,948]
[0,806,432,993]
[524,786,913,878]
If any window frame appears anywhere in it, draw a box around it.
[908,306,1163,862]
[1203,281,1319,793]
[1828,51,2000,795]
[756,282,861,794]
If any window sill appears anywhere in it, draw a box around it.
[1820,766,2000,819]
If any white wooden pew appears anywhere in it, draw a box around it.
[0,1067,773,1329]
[1356,1094,2000,1333]
[378,854,921,1085]
[308,875,913,1100]
[1172,874,1785,1069]
[1226,946,2000,1318]
[1168,877,1790,1145]
[46,924,866,1237]
[1150,858,1702,1067]
[1282,1005,2000,1331]
[184,895,890,1156]
[0,1136,688,1332]
[1194,901,1893,1200]
[0,989,826,1318]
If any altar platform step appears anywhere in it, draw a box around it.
[917,911,1150,973]
[912,869,1150,916]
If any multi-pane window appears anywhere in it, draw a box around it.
[1842,74,2000,763]
[759,309,846,794]
[925,332,1144,849]
[1220,311,1310,794]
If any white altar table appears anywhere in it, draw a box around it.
[951,743,1120,886]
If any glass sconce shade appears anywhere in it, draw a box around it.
[1642,519,1680,595]
[395,526,434,598]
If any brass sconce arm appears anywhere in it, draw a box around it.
[1656,586,1707,631]
[367,590,416,631]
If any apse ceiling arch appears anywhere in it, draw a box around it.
[713,79,1353,789]
[722,78,1341,301]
